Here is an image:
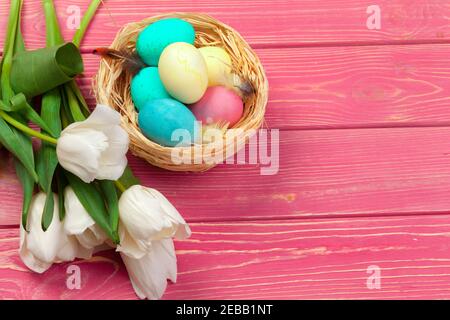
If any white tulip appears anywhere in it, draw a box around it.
[121,239,177,300]
[117,185,191,259]
[19,192,90,273]
[57,235,92,262]
[117,185,191,299]
[56,104,129,183]
[63,186,107,249]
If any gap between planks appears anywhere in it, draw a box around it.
[4,210,450,228]
[3,38,450,57]
[79,38,450,52]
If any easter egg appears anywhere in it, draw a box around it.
[199,46,232,86]
[190,86,243,127]
[159,42,208,104]
[138,98,198,147]
[136,18,195,66]
[131,67,170,110]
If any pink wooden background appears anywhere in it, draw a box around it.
[2,0,450,299]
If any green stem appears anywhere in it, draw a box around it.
[73,0,103,47]
[0,110,58,145]
[42,0,64,46]
[1,0,23,102]
[114,180,126,193]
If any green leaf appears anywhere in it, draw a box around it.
[56,170,67,221]
[15,159,34,231]
[68,81,90,116]
[118,166,141,189]
[65,83,86,122]
[35,142,57,189]
[0,100,13,112]
[35,135,58,192]
[13,10,25,54]
[36,89,61,189]
[1,0,23,102]
[99,180,120,241]
[65,172,118,243]
[73,0,102,47]
[60,86,74,125]
[36,88,62,230]
[41,193,55,231]
[41,89,62,135]
[35,146,57,231]
[9,93,57,136]
[6,94,26,111]
[42,0,64,47]
[10,43,84,99]
[0,115,37,181]
[60,103,71,129]
[0,0,24,104]
[10,114,38,183]
[0,95,54,137]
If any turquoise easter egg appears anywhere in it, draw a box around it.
[138,98,198,147]
[136,18,195,66]
[131,67,170,110]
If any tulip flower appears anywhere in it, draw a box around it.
[120,239,177,300]
[19,192,90,273]
[56,104,129,183]
[63,186,107,249]
[117,185,191,259]
[117,185,191,299]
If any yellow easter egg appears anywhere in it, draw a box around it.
[199,46,232,86]
[158,42,208,104]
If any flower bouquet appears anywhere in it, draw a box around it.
[1,0,190,299]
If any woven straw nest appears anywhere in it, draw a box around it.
[93,13,268,172]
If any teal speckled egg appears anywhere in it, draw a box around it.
[136,18,195,66]
[131,67,170,110]
[138,98,198,147]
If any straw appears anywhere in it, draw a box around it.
[93,13,268,172]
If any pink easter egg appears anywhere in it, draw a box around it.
[190,86,244,127]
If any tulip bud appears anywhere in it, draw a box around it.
[64,186,107,249]
[19,192,89,273]
[121,239,177,300]
[117,185,191,299]
[56,104,129,183]
[117,185,191,259]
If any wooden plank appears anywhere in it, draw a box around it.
[1,1,450,50]
[80,44,450,130]
[5,32,450,131]
[3,127,450,225]
[2,214,450,299]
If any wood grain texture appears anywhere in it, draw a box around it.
[2,127,450,225]
[1,0,450,50]
[2,214,450,300]
[80,44,450,130]
[1,0,450,301]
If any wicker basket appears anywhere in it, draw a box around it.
[93,13,268,172]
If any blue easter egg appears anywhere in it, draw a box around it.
[136,18,195,66]
[138,98,198,147]
[131,67,170,110]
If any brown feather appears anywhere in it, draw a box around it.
[93,47,146,76]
